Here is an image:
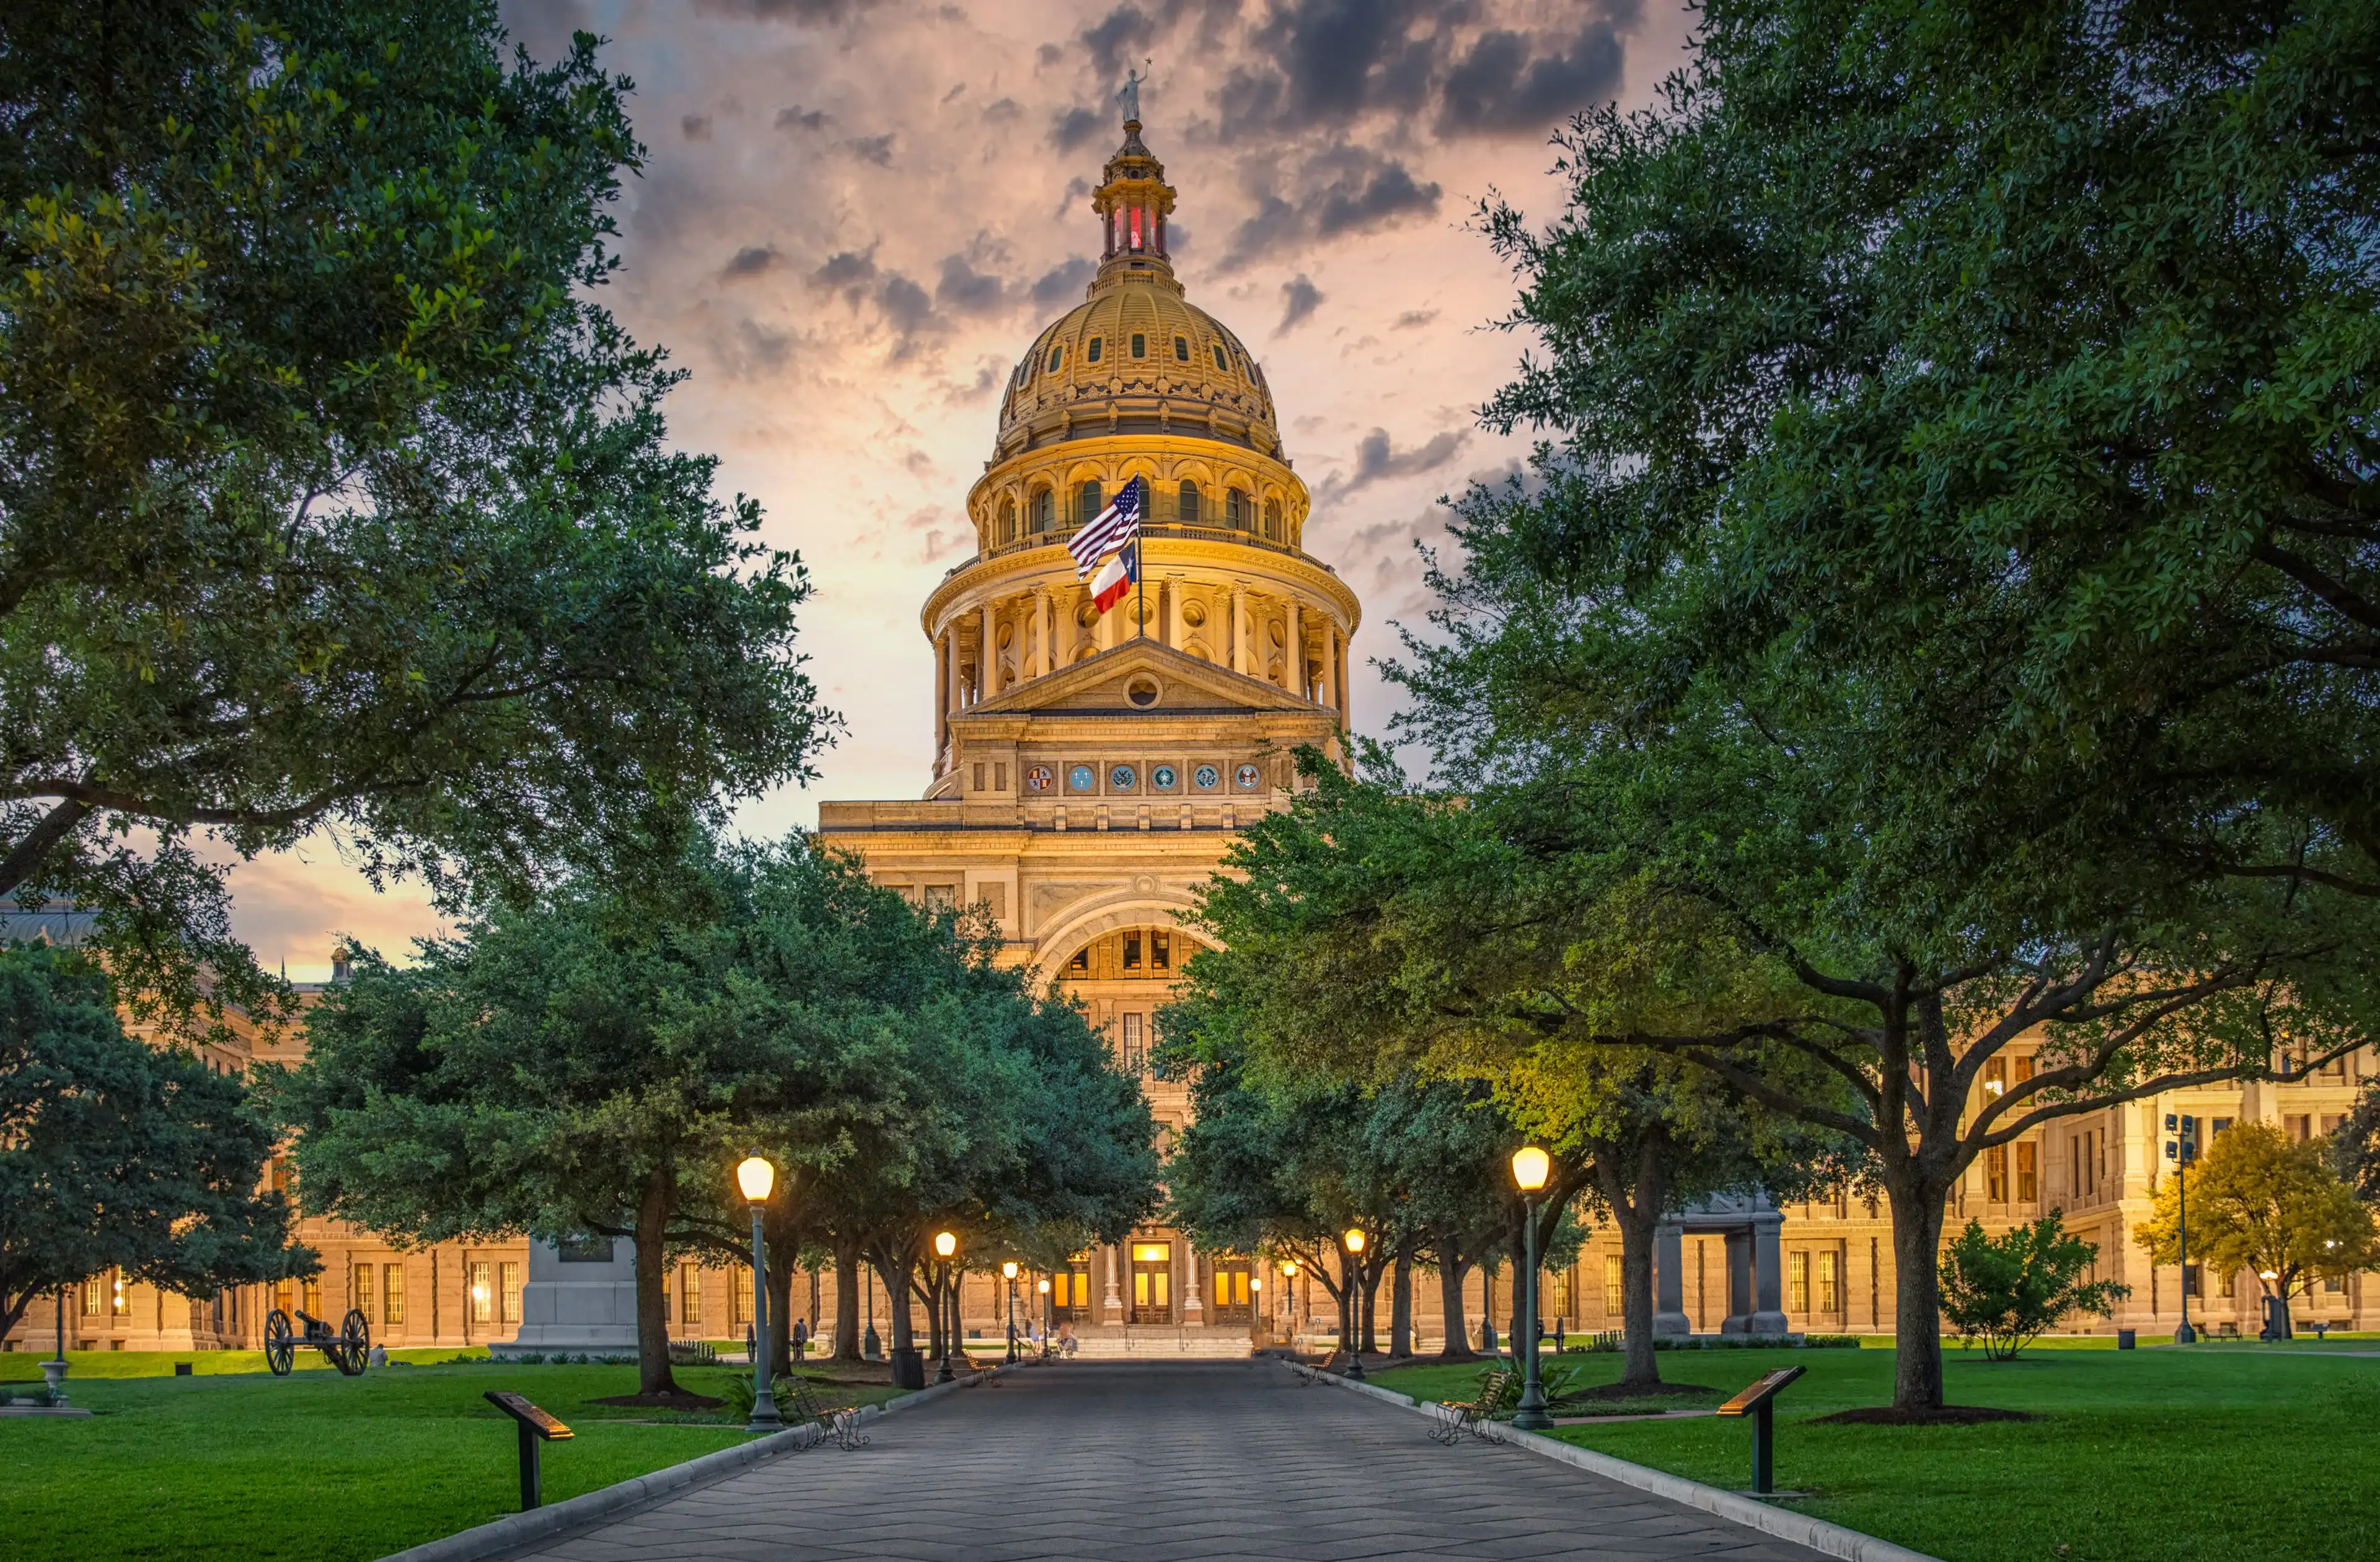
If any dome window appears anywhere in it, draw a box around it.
[1047,344,1064,372]
[1174,335,1190,362]
[1131,333,1147,358]
[1178,480,1201,524]
[999,498,1018,546]
[1087,337,1103,364]
[1078,481,1104,527]
[1226,488,1249,529]
[1212,343,1228,371]
[1263,499,1282,540]
[1031,488,1055,534]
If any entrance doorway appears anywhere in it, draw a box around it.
[1130,1242,1173,1323]
[1209,1259,1253,1323]
[1051,1255,1094,1322]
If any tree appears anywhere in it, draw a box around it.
[1388,0,2380,1412]
[0,1,827,1043]
[1937,1217,2127,1361]
[0,944,311,1342]
[2135,1122,2380,1332]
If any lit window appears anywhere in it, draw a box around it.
[470,1261,493,1323]
[500,1261,522,1324]
[82,1276,103,1317]
[731,1267,752,1328]
[1789,1251,1809,1313]
[1087,337,1103,364]
[1122,1012,1145,1073]
[302,1276,322,1317]
[1152,931,1171,970]
[383,1263,405,1327]
[1069,946,1090,972]
[1986,1145,2009,1203]
[353,1264,374,1323]
[1123,933,1142,970]
[1818,1250,1839,1313]
[2015,1141,2037,1202]
[1603,1254,1623,1315]
[681,1264,703,1327]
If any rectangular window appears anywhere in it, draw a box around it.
[2210,1117,2232,1142]
[2013,1055,2035,1084]
[1130,332,1147,358]
[353,1264,374,1323]
[1986,1145,2009,1203]
[923,884,956,911]
[1789,1252,1809,1314]
[303,1276,322,1317]
[1604,1254,1624,1317]
[383,1263,405,1327]
[1121,1012,1145,1073]
[1069,946,1090,972]
[731,1267,752,1328]
[1818,1250,1840,1314]
[972,762,986,791]
[2016,1141,2038,1203]
[1983,1058,2007,1095]
[681,1264,703,1327]
[1123,932,1141,970]
[2324,1115,2346,1137]
[500,1261,522,1324]
[2287,1114,2312,1142]
[274,1278,295,1316]
[994,763,1008,791]
[82,1276,103,1317]
[470,1261,493,1324]
[1153,931,1171,970]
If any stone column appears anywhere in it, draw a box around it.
[1182,1240,1204,1322]
[1165,574,1186,649]
[945,627,964,717]
[1230,584,1250,675]
[1336,633,1351,726]
[933,631,950,766]
[1284,600,1303,694]
[979,602,1000,700]
[1750,1213,1789,1335]
[1034,589,1052,678]
[1654,1222,1691,1335]
[1103,1244,1124,1322]
[1057,589,1078,668]
[1320,623,1339,709]
[1722,1230,1755,1335]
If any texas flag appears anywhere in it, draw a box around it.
[1089,538,1139,613]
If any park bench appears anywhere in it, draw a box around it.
[782,1376,867,1450]
[1289,1358,1328,1385]
[1427,1369,1511,1445]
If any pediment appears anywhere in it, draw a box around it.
[965,638,1321,718]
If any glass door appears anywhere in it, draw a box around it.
[1209,1259,1253,1323]
[1051,1255,1094,1322]
[1130,1242,1173,1323]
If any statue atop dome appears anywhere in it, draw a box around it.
[1117,65,1146,126]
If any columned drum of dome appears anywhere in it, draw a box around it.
[818,102,1359,1356]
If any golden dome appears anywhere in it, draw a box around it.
[993,121,1284,461]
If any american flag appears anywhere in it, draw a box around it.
[1067,476,1145,581]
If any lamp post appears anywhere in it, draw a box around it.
[1002,1261,1020,1363]
[1037,1276,1051,1353]
[933,1231,960,1383]
[1341,1228,1368,1379]
[1510,1144,1553,1432]
[734,1157,783,1432]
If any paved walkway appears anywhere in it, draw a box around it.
[521,1360,1829,1561]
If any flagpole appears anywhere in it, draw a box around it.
[1135,479,1146,640]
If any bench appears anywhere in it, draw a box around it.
[781,1376,866,1450]
[1427,1369,1511,1445]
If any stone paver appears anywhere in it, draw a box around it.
[519,1360,1830,1561]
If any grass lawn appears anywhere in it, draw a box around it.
[0,1357,904,1562]
[1374,1344,2380,1562]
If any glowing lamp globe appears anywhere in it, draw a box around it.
[935,1231,958,1259]
[1281,1260,1298,1277]
[735,1156,776,1203]
[1511,1145,1551,1193]
[1250,1276,1263,1292]
[1002,1260,1019,1280]
[1343,1227,1366,1255]
[1038,1278,1051,1295]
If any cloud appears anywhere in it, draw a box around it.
[721,244,781,279]
[774,105,830,131]
[1437,21,1627,134]
[1315,160,1439,237]
[718,317,795,377]
[1083,6,1159,77]
[1393,309,1439,330]
[810,249,878,292]
[1030,257,1096,307]
[692,0,874,21]
[682,114,715,142]
[1276,274,1324,335]
[935,253,1006,315]
[982,97,1021,121]
[878,273,934,336]
[1050,106,1104,151]
[1222,147,1441,269]
[1351,426,1467,483]
[847,133,896,166]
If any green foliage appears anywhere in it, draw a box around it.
[0,944,312,1342]
[0,1,827,1044]
[1937,1217,2127,1361]
[2136,1121,2380,1299]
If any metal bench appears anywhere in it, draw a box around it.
[1427,1368,1511,1445]
[1289,1359,1326,1385]
[782,1376,866,1450]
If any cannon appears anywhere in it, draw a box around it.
[263,1307,371,1377]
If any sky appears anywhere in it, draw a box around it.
[234,0,1695,980]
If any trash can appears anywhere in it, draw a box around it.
[890,1346,925,1390]
[2116,1330,2135,1350]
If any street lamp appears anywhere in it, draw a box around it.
[1510,1144,1553,1431]
[1342,1227,1368,1379]
[1037,1276,1052,1350]
[1002,1260,1020,1364]
[734,1156,783,1432]
[933,1231,960,1383]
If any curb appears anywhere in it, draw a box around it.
[1287,1364,1940,1562]
[379,1365,1008,1562]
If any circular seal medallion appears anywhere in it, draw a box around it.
[1110,764,1137,790]
[1193,764,1220,790]
[1235,763,1262,791]
[1024,765,1053,792]
[1068,763,1096,792]
[1152,765,1178,789]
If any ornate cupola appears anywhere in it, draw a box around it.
[1094,117,1175,271]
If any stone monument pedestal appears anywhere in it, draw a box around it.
[490,1237,641,1358]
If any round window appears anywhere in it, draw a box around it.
[1111,765,1137,790]
[1126,677,1160,708]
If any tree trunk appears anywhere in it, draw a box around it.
[915,1271,944,1359]
[879,1255,915,1354]
[1335,1252,1357,1364]
[830,1240,862,1360]
[1435,1249,1478,1361]
[1359,1258,1380,1354]
[1390,1244,1414,1358]
[1595,1144,1667,1392]
[632,1171,681,1397]
[1887,1174,1950,1411]
[765,1253,795,1379]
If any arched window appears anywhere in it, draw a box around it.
[999,498,1018,546]
[1078,480,1104,527]
[1047,343,1064,372]
[1226,488,1248,529]
[1174,335,1190,362]
[1130,333,1147,358]
[1086,337,1104,364]
[1178,480,1201,524]
[1031,488,1055,533]
[1212,343,1228,371]
[1263,499,1282,539]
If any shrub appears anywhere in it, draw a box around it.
[1939,1214,2129,1361]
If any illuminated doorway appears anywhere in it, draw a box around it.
[1130,1242,1173,1323]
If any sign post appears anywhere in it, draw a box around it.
[485,1392,573,1511]
[1715,1366,1805,1494]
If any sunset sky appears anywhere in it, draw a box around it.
[240,0,1692,979]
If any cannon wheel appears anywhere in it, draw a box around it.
[264,1309,295,1377]
[335,1309,371,1376]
